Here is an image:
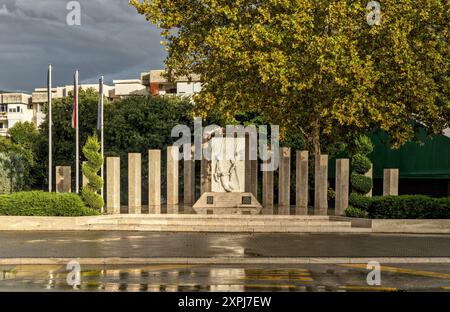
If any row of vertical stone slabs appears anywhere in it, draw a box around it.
[105,148,177,214]
[55,148,399,216]
[259,148,399,216]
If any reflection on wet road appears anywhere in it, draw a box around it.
[1,264,450,292]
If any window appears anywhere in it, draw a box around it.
[0,105,6,112]
[17,106,21,112]
[0,123,3,129]
[28,105,33,110]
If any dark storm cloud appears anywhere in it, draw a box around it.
[0,0,165,92]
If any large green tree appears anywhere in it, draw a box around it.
[131,0,449,159]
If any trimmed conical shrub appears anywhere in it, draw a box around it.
[349,135,374,211]
[81,134,104,211]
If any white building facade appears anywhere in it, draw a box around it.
[0,93,36,136]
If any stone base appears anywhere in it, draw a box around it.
[193,192,262,215]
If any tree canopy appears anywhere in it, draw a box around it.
[131,0,449,156]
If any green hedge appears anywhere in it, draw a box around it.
[349,193,372,211]
[345,206,369,218]
[0,191,99,216]
[351,173,373,194]
[368,195,450,219]
[352,154,371,174]
[345,195,450,219]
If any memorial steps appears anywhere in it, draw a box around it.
[82,215,371,233]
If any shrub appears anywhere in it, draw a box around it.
[350,135,374,197]
[351,173,373,194]
[349,192,373,211]
[0,191,99,216]
[352,153,371,174]
[354,135,374,156]
[345,206,368,218]
[81,135,104,211]
[368,195,450,219]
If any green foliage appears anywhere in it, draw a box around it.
[105,96,194,154]
[345,206,369,219]
[131,0,449,156]
[368,196,450,219]
[0,152,13,194]
[354,135,374,156]
[350,135,373,196]
[352,154,372,174]
[346,195,450,219]
[349,193,373,211]
[327,187,336,200]
[8,122,40,149]
[351,173,373,195]
[0,191,98,216]
[81,135,104,211]
[0,128,36,193]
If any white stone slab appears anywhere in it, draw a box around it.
[211,137,245,192]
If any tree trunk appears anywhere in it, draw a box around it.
[311,124,321,159]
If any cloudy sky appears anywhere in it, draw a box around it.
[0,0,165,92]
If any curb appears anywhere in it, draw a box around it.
[1,257,450,265]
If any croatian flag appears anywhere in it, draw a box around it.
[72,71,78,129]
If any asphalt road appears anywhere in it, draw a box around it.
[0,232,450,258]
[1,263,449,292]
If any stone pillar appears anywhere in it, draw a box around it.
[383,169,399,196]
[262,146,274,214]
[148,150,161,213]
[82,161,88,188]
[167,146,179,207]
[183,146,195,206]
[251,159,258,198]
[296,151,309,215]
[128,153,141,214]
[245,134,258,197]
[335,159,350,216]
[278,147,291,208]
[365,164,373,197]
[55,166,71,193]
[314,155,328,215]
[200,158,211,195]
[106,157,120,214]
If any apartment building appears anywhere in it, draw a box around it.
[142,70,201,96]
[0,93,35,136]
[109,79,149,100]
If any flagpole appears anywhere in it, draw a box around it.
[75,70,80,194]
[48,65,52,192]
[99,75,104,209]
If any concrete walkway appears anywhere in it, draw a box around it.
[1,232,450,259]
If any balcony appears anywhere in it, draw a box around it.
[0,112,7,120]
[0,128,8,136]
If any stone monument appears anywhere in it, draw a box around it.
[193,136,262,214]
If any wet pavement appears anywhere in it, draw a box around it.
[0,232,450,258]
[0,263,449,292]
